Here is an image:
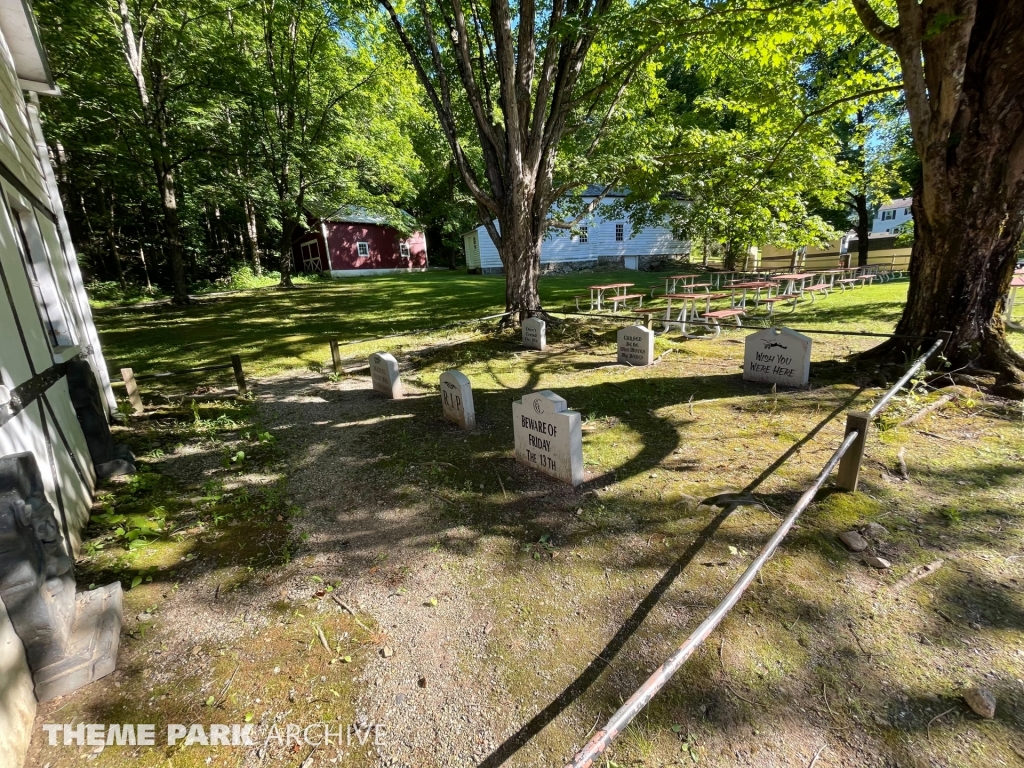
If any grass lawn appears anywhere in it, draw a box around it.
[39,271,1024,768]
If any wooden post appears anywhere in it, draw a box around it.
[329,338,342,375]
[836,411,870,492]
[120,367,143,413]
[231,354,247,395]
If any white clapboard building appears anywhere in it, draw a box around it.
[0,4,127,766]
[463,187,689,273]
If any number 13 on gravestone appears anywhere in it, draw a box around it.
[512,390,583,486]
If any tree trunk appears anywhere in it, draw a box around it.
[853,193,870,267]
[500,232,542,322]
[155,161,189,303]
[105,194,125,286]
[851,0,1024,394]
[894,188,1023,383]
[279,217,296,288]
[243,197,262,275]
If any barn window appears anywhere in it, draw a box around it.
[357,242,369,258]
[10,205,72,348]
[615,223,624,242]
[399,242,411,258]
[578,226,588,243]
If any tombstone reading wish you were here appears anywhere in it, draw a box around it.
[369,352,402,399]
[439,370,475,430]
[617,324,655,366]
[743,327,812,387]
[512,390,583,486]
[522,317,546,350]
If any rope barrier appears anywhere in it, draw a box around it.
[563,330,949,768]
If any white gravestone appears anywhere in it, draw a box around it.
[522,317,546,350]
[512,390,583,486]
[439,370,475,430]
[617,324,655,366]
[743,327,812,387]
[368,352,402,398]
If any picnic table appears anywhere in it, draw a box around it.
[808,269,846,289]
[771,273,816,298]
[657,292,727,336]
[727,280,777,310]
[1006,274,1024,331]
[588,282,635,311]
[660,274,708,295]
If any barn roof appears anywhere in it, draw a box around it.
[326,206,390,225]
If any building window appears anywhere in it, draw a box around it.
[615,223,624,242]
[357,241,369,258]
[671,228,683,241]
[578,226,588,243]
[11,206,72,348]
[903,207,910,215]
[399,242,411,258]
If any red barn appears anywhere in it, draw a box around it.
[292,207,428,277]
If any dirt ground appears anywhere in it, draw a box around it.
[27,321,1024,768]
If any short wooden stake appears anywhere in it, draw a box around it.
[120,367,143,413]
[836,411,870,492]
[231,354,247,395]
[329,338,342,375]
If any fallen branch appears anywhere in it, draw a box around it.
[331,595,373,633]
[900,393,956,427]
[926,706,957,739]
[808,745,827,768]
[316,625,331,653]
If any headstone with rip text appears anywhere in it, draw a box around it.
[369,352,403,399]
[512,390,583,486]
[439,370,475,430]
[522,317,546,350]
[617,324,655,366]
[743,327,812,387]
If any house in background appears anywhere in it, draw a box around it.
[463,187,689,274]
[292,207,428,277]
[0,3,128,766]
[873,196,912,234]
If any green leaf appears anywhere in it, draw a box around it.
[130,576,142,589]
[205,696,216,706]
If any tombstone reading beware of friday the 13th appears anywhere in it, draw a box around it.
[522,317,546,350]
[617,324,655,366]
[512,390,583,486]
[439,370,475,430]
[369,352,402,399]
[743,327,812,387]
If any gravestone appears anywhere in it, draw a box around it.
[522,317,546,350]
[512,390,583,486]
[369,352,402,399]
[743,327,812,387]
[439,370,475,430]
[617,324,655,366]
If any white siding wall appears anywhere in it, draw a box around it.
[0,18,109,768]
[470,197,689,270]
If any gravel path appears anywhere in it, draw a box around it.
[255,371,519,767]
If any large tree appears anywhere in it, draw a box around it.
[239,0,421,287]
[852,0,1024,393]
[377,0,634,321]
